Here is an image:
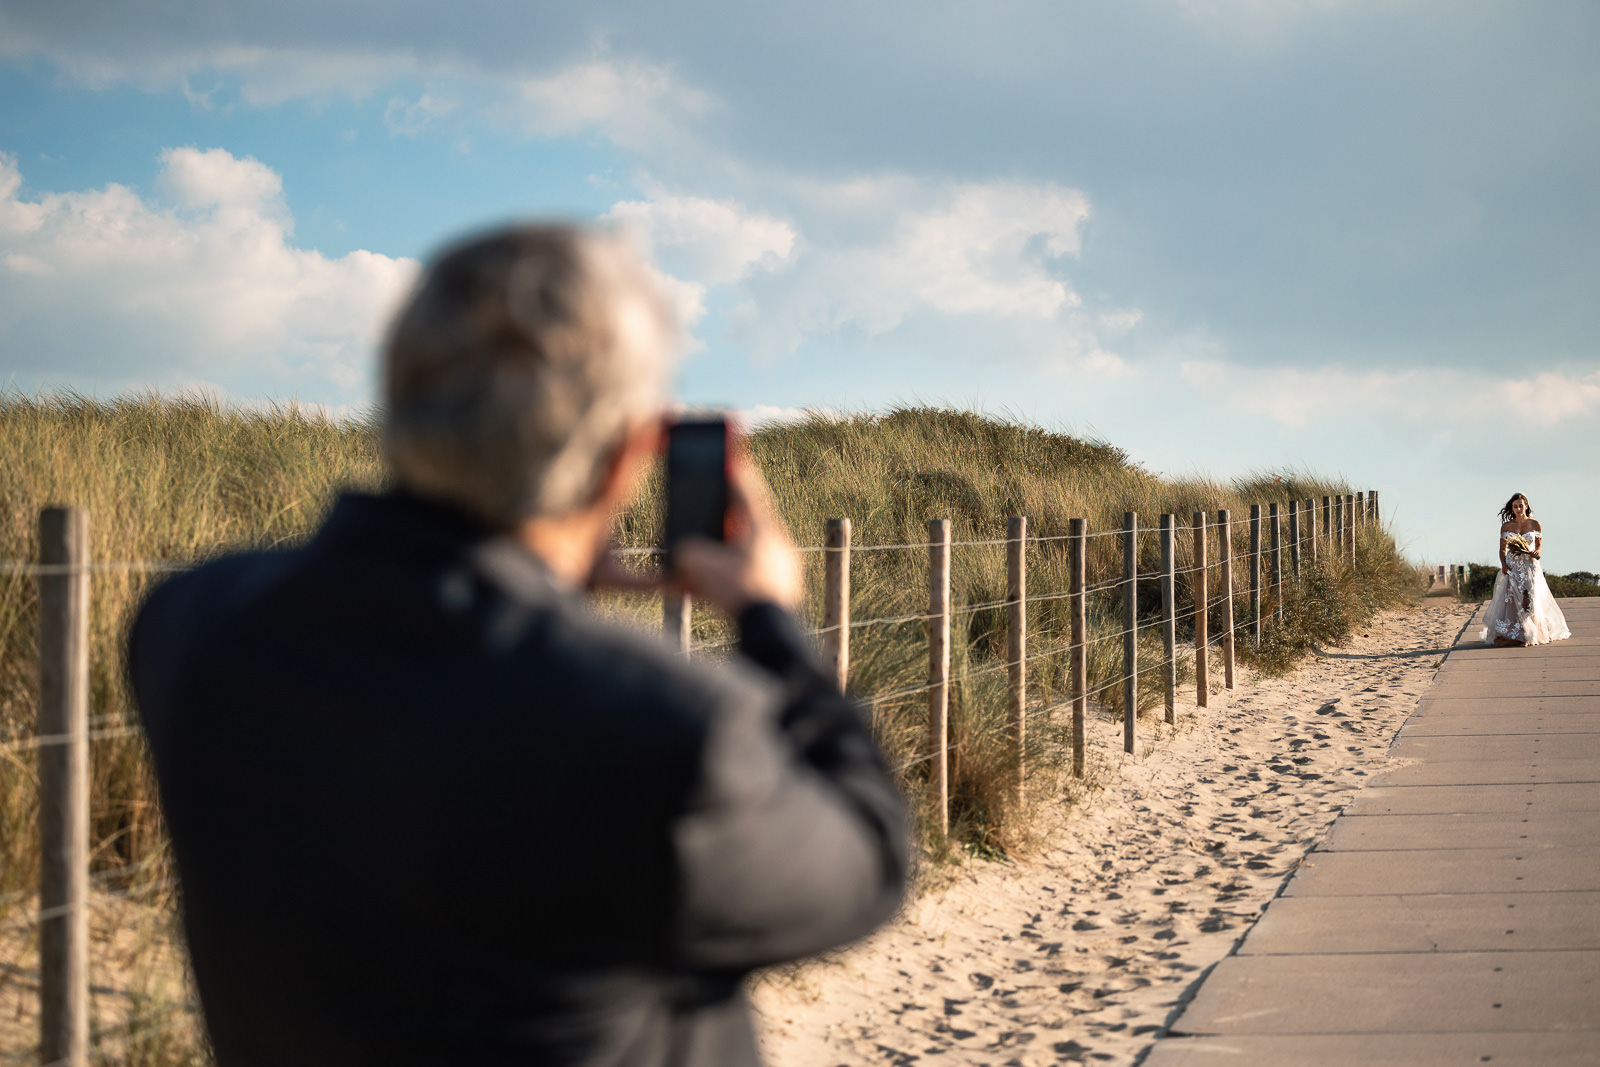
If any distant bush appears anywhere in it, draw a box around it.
[1550,572,1600,598]
[1460,562,1499,600]
[1458,563,1600,601]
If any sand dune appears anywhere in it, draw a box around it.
[754,600,1480,1066]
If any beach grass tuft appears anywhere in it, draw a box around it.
[0,394,1418,990]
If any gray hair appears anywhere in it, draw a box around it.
[382,224,678,527]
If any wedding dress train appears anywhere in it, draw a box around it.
[1479,531,1571,645]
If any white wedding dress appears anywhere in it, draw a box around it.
[1479,530,1571,645]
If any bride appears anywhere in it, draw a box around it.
[1480,493,1571,647]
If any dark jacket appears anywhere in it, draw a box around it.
[127,491,908,1066]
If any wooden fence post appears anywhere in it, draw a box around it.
[1288,499,1301,581]
[1270,503,1283,623]
[1249,504,1262,645]
[1322,494,1333,552]
[1006,516,1027,805]
[1069,518,1087,779]
[1160,514,1176,725]
[1218,509,1235,689]
[1338,494,1347,563]
[1370,489,1380,526]
[1306,497,1318,567]
[823,518,851,691]
[927,519,951,839]
[662,590,691,653]
[1122,512,1138,754]
[39,507,90,1067]
[1346,494,1357,568]
[1193,512,1208,707]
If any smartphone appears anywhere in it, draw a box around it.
[663,417,730,564]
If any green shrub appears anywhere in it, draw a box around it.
[1549,573,1600,598]
[1458,563,1600,601]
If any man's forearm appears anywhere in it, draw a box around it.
[658,600,910,972]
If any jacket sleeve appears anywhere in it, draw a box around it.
[666,602,910,972]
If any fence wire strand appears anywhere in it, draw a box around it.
[3,495,1380,1055]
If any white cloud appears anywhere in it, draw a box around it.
[1179,360,1600,429]
[601,193,795,338]
[720,176,1121,371]
[158,145,285,216]
[1099,309,1144,334]
[0,4,715,156]
[0,15,421,106]
[604,194,794,285]
[222,48,426,107]
[730,404,839,430]
[1503,371,1600,424]
[384,91,459,136]
[890,182,1087,318]
[0,149,417,401]
[591,176,1131,374]
[513,57,714,154]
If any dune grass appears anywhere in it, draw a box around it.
[0,393,1416,903]
[0,391,1422,1065]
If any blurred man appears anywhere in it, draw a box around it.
[129,225,908,1066]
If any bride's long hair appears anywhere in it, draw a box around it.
[1499,493,1533,523]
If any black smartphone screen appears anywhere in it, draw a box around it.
[663,418,729,561]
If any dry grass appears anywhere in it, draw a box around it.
[0,393,1418,1063]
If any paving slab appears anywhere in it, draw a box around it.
[1432,661,1600,676]
[1425,679,1600,698]
[1346,782,1600,815]
[1437,658,1600,674]
[1237,891,1600,955]
[1168,951,1600,1035]
[1371,757,1600,786]
[1322,811,1600,851]
[1143,1032,1600,1066]
[1430,663,1600,677]
[1441,645,1600,663]
[1284,846,1600,896]
[1414,694,1600,710]
[1390,732,1600,761]
[1399,711,1600,735]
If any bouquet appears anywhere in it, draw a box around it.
[1505,533,1535,556]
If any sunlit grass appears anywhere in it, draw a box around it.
[0,391,1423,1065]
[0,393,1414,901]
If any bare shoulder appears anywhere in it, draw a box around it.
[1531,519,1544,531]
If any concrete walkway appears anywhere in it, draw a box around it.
[1146,599,1600,1066]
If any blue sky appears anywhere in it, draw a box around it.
[1,1,1596,569]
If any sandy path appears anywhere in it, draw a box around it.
[0,886,200,1060]
[754,600,1479,1067]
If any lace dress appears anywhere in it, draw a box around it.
[1479,530,1571,645]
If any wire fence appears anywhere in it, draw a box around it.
[2,490,1385,1063]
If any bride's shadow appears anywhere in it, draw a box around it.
[1311,645,1457,662]
[1306,606,1489,662]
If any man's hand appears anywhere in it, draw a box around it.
[673,457,802,615]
